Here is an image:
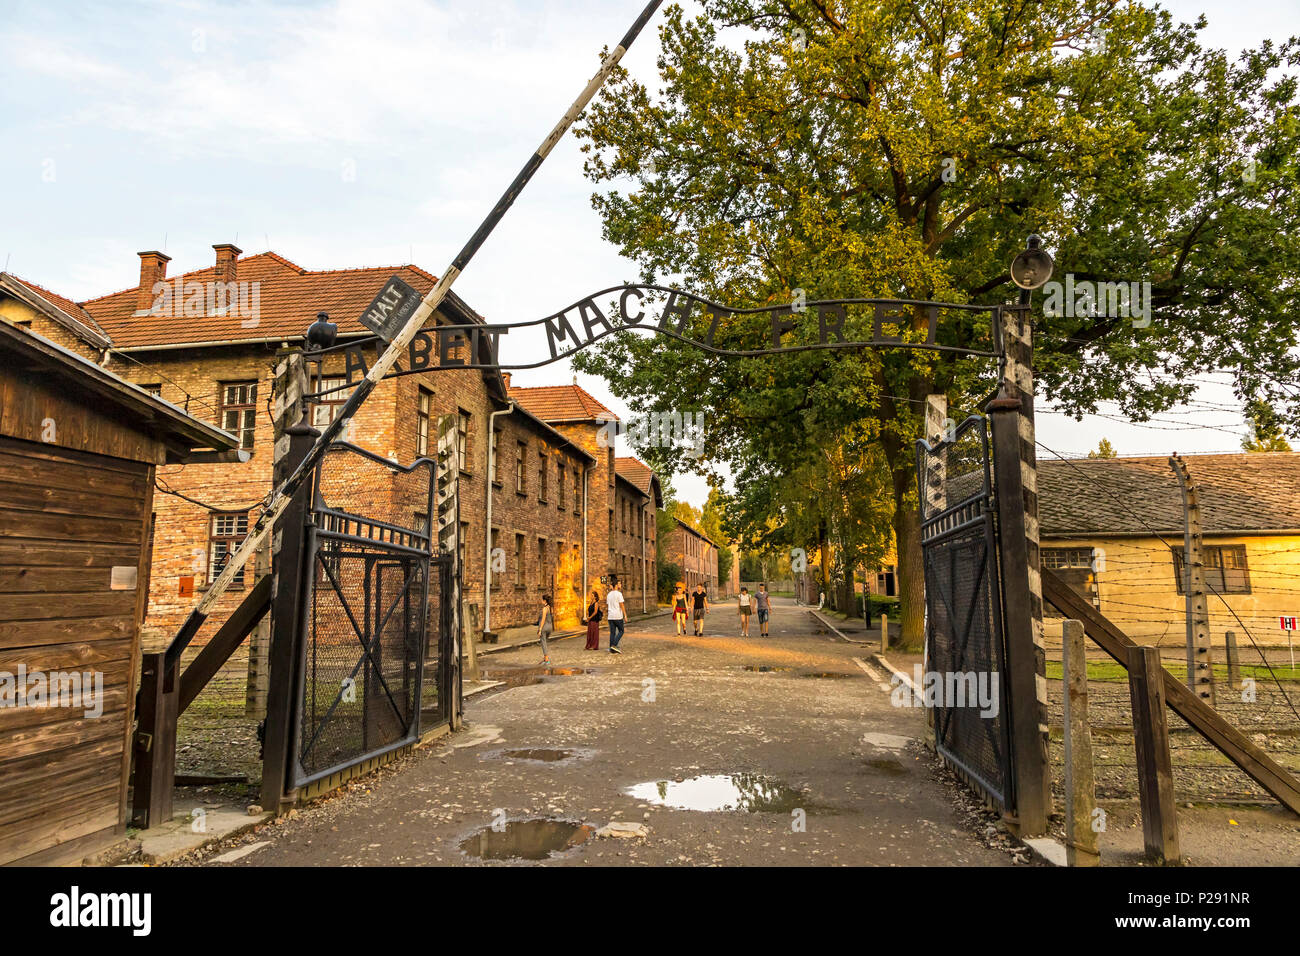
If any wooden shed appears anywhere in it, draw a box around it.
[0,322,237,865]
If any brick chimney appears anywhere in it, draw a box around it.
[213,243,242,285]
[136,250,171,313]
[502,372,512,390]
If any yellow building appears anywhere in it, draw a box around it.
[1039,452,1300,649]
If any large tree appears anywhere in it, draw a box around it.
[574,0,1300,649]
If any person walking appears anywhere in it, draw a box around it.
[536,594,554,664]
[583,588,603,650]
[755,583,772,636]
[738,586,752,637]
[672,584,689,635]
[606,575,626,654]
[691,584,709,636]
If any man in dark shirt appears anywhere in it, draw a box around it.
[691,584,709,636]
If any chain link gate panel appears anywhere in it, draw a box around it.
[917,415,1015,810]
[289,442,440,788]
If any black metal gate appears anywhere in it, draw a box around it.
[289,442,447,788]
[917,415,1015,810]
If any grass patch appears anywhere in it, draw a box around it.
[1045,660,1300,683]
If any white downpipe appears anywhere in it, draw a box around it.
[641,502,647,613]
[482,400,514,633]
[581,464,588,606]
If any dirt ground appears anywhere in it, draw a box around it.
[163,598,1300,867]
[174,598,1025,867]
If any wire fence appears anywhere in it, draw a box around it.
[1033,434,1300,808]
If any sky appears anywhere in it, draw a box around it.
[1,0,1296,506]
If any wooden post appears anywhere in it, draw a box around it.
[880,612,889,653]
[1062,620,1099,866]
[260,351,313,812]
[1170,455,1215,706]
[244,537,273,717]
[1128,644,1181,865]
[130,651,178,828]
[1225,630,1240,689]
[989,392,1051,836]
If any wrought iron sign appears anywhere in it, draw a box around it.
[304,283,1006,393]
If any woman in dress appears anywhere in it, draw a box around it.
[584,588,603,650]
[672,584,689,635]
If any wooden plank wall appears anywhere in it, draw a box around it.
[0,435,153,865]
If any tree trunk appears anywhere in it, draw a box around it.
[891,465,925,651]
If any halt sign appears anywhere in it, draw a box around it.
[359,275,423,344]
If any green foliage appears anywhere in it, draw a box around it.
[572,0,1300,647]
[1242,400,1294,451]
[657,559,683,601]
[1088,438,1119,458]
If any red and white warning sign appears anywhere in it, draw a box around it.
[1281,616,1298,630]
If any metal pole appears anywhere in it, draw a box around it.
[160,0,664,655]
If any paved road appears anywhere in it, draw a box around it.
[202,598,1014,866]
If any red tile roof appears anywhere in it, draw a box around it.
[80,254,466,349]
[1,251,486,351]
[1,273,110,343]
[615,456,662,505]
[508,384,618,423]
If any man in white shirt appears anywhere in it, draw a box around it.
[606,575,626,654]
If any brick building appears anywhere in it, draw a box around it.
[0,245,662,678]
[666,518,719,595]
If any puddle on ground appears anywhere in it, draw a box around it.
[502,748,577,762]
[799,671,859,679]
[481,746,592,764]
[459,818,594,861]
[866,757,908,776]
[626,773,815,813]
[479,666,593,688]
[742,665,790,672]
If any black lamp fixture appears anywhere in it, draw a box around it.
[305,311,337,351]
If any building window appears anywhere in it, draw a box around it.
[1173,544,1251,595]
[571,544,581,590]
[537,537,547,589]
[209,511,249,587]
[490,428,501,484]
[556,463,565,510]
[141,383,162,397]
[458,520,468,571]
[538,449,548,503]
[1042,548,1093,569]
[457,409,471,472]
[312,376,354,428]
[218,381,258,451]
[416,388,433,457]
[514,534,525,587]
[573,468,580,514]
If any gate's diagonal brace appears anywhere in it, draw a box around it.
[298,556,420,762]
[1042,566,1300,816]
[177,573,273,714]
[317,553,414,720]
